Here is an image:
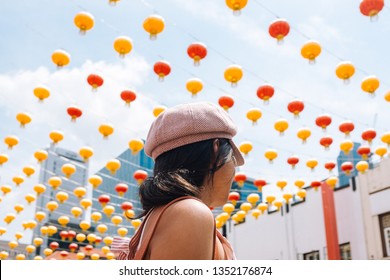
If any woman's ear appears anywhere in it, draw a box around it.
[213,139,219,154]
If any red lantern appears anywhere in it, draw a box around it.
[115,183,128,197]
[268,19,290,43]
[310,180,322,191]
[234,172,247,187]
[256,84,274,104]
[153,61,171,81]
[187,42,207,66]
[324,161,336,172]
[60,251,69,258]
[87,74,104,91]
[218,95,234,111]
[60,231,68,241]
[287,156,299,169]
[84,244,93,254]
[50,241,59,251]
[253,179,267,192]
[341,162,354,175]
[133,170,148,185]
[357,145,371,160]
[287,99,304,118]
[68,230,76,241]
[69,243,78,252]
[98,195,110,207]
[360,0,384,18]
[121,201,133,211]
[228,191,240,205]
[120,90,137,106]
[67,106,83,122]
[320,136,333,150]
[95,236,102,244]
[339,121,355,137]
[315,114,332,131]
[361,129,377,145]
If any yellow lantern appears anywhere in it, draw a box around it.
[74,11,95,34]
[296,189,306,199]
[14,204,24,214]
[12,176,24,186]
[381,132,390,147]
[0,251,9,260]
[48,176,62,189]
[335,61,355,83]
[34,150,48,163]
[58,216,70,227]
[111,215,123,226]
[257,202,268,213]
[25,193,36,205]
[62,163,76,178]
[246,108,262,125]
[283,192,293,204]
[239,141,253,156]
[9,240,18,249]
[222,203,235,214]
[27,220,37,230]
[34,256,43,260]
[99,123,114,139]
[247,193,260,206]
[33,184,46,196]
[80,198,92,210]
[22,221,29,230]
[297,127,311,143]
[0,154,8,166]
[35,211,46,222]
[294,179,305,189]
[4,135,19,149]
[106,252,115,260]
[76,233,86,242]
[71,207,83,218]
[236,210,247,221]
[80,220,91,231]
[356,161,369,174]
[276,180,288,190]
[385,91,390,102]
[43,248,53,257]
[326,176,338,189]
[375,146,387,158]
[186,78,203,97]
[251,209,261,219]
[88,175,102,189]
[106,159,121,175]
[306,158,318,171]
[128,139,144,154]
[56,191,69,204]
[124,209,135,220]
[91,212,103,223]
[103,205,115,217]
[16,254,26,260]
[46,201,59,212]
[73,187,87,199]
[265,195,276,205]
[117,227,128,237]
[113,36,133,57]
[217,212,230,224]
[79,146,94,161]
[91,253,100,260]
[15,232,23,240]
[273,200,283,211]
[52,49,70,67]
[1,185,12,196]
[340,140,354,155]
[224,64,243,87]
[33,237,43,247]
[274,119,289,135]
[33,85,50,102]
[361,75,380,95]
[101,246,111,255]
[103,236,113,246]
[77,252,85,260]
[40,226,48,236]
[264,148,278,163]
[131,219,142,230]
[301,40,321,64]
[225,0,248,15]
[49,130,64,144]
[97,224,108,234]
[16,112,32,128]
[153,105,167,117]
[47,225,57,236]
[0,227,7,236]
[87,233,97,244]
[143,15,165,40]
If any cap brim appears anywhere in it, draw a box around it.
[229,140,245,166]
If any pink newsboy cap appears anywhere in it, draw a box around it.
[144,102,245,166]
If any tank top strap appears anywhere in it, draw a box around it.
[133,196,217,260]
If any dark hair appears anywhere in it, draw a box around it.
[136,138,233,218]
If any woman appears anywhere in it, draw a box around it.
[115,102,245,260]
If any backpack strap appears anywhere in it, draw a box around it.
[132,196,216,260]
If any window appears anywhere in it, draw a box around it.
[303,250,320,260]
[339,242,351,260]
[379,212,390,257]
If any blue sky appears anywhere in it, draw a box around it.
[1,0,390,243]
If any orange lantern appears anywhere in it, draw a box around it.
[315,114,332,131]
[113,36,133,57]
[133,170,148,185]
[12,176,24,186]
[33,184,46,196]
[186,78,203,97]
[288,99,304,118]
[56,191,69,204]
[0,154,9,166]
[356,161,369,174]
[357,145,371,160]
[187,42,207,66]
[320,136,333,150]
[296,189,306,200]
[106,159,121,174]
[46,201,59,212]
[301,40,321,64]
[49,130,64,144]
[340,140,354,155]
[34,150,48,163]
[128,139,144,154]
[239,141,253,156]
[4,135,19,149]
[381,132,390,147]
[115,183,128,197]
[153,105,167,117]
[253,179,267,192]
[99,123,114,139]
[277,180,288,190]
[71,207,83,218]
[294,179,305,189]
[16,112,32,128]
[375,146,387,158]
[218,95,234,111]
[143,15,165,40]
[89,175,103,189]
[154,61,171,81]
[225,0,248,15]
[361,128,377,145]
[274,119,289,136]
[61,163,76,178]
[73,187,87,199]
[264,148,278,163]
[74,11,94,34]
[282,193,293,204]
[120,90,137,106]
[224,64,243,87]
[306,159,318,171]
[287,156,299,169]
[336,61,355,83]
[256,84,274,104]
[297,127,311,144]
[52,49,70,68]
[48,176,62,189]
[67,105,83,122]
[87,74,104,91]
[23,165,36,177]
[341,161,354,175]
[234,172,247,187]
[1,185,12,196]
[360,0,384,19]
[79,146,94,162]
[33,85,50,102]
[246,108,262,125]
[268,19,290,44]
[361,75,380,95]
[25,194,36,205]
